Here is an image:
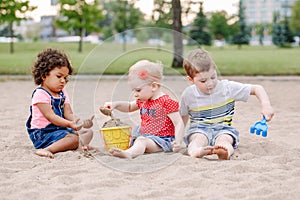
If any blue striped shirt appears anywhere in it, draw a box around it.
[180,80,251,126]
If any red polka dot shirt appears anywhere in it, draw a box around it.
[136,94,179,137]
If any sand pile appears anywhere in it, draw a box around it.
[99,107,128,128]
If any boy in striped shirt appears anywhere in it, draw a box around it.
[180,49,274,160]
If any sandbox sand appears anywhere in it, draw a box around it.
[1,75,300,199]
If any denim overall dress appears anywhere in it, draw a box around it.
[26,87,74,149]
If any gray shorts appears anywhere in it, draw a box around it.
[184,123,239,149]
[131,125,175,152]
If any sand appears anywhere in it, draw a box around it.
[1,75,300,200]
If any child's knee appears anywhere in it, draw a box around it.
[71,134,80,143]
[85,129,94,139]
[189,133,209,144]
[134,136,148,143]
[79,129,93,144]
[81,129,93,136]
[67,134,80,149]
[215,134,233,144]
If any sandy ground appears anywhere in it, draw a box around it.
[1,75,300,200]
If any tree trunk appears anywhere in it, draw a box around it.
[9,22,14,54]
[171,0,183,68]
[122,31,127,52]
[78,29,83,53]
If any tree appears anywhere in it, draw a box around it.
[272,11,283,46]
[249,23,267,46]
[147,0,172,51]
[152,0,173,30]
[209,11,231,41]
[272,11,294,47]
[0,0,36,53]
[151,0,200,68]
[56,0,103,53]
[283,16,295,45]
[232,1,249,47]
[258,24,264,45]
[98,0,114,40]
[189,2,212,46]
[232,0,250,48]
[171,0,183,68]
[290,0,300,45]
[112,0,142,51]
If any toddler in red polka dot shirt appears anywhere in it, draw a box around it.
[102,60,185,159]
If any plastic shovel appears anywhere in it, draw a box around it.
[250,116,268,137]
[99,106,113,118]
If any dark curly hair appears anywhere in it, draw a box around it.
[32,48,73,85]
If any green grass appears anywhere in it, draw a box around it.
[0,42,300,75]
[205,45,300,75]
[0,42,96,74]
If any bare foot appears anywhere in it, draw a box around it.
[108,148,132,159]
[35,149,54,159]
[213,146,230,160]
[189,146,213,158]
[82,145,101,152]
[81,144,92,152]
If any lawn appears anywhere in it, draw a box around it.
[0,42,299,75]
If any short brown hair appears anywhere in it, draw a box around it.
[32,48,73,85]
[183,48,216,78]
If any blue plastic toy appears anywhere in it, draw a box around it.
[250,117,268,137]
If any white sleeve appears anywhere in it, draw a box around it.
[179,88,189,116]
[227,80,252,102]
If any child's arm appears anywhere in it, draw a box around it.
[181,115,189,126]
[168,111,185,153]
[64,103,75,121]
[104,101,139,112]
[81,115,94,129]
[251,84,275,121]
[64,104,94,129]
[37,103,81,130]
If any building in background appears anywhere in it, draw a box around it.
[243,0,295,45]
[244,0,294,24]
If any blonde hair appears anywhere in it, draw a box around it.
[183,48,216,78]
[128,60,163,83]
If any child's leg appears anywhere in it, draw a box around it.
[109,136,162,159]
[36,134,79,158]
[213,134,234,160]
[35,149,54,159]
[187,133,212,158]
[78,129,94,151]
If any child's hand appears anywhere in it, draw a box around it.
[103,102,113,110]
[82,115,94,129]
[70,118,83,131]
[262,104,275,121]
[171,141,181,153]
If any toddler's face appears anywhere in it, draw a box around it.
[128,79,154,102]
[190,68,218,94]
[42,66,70,95]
